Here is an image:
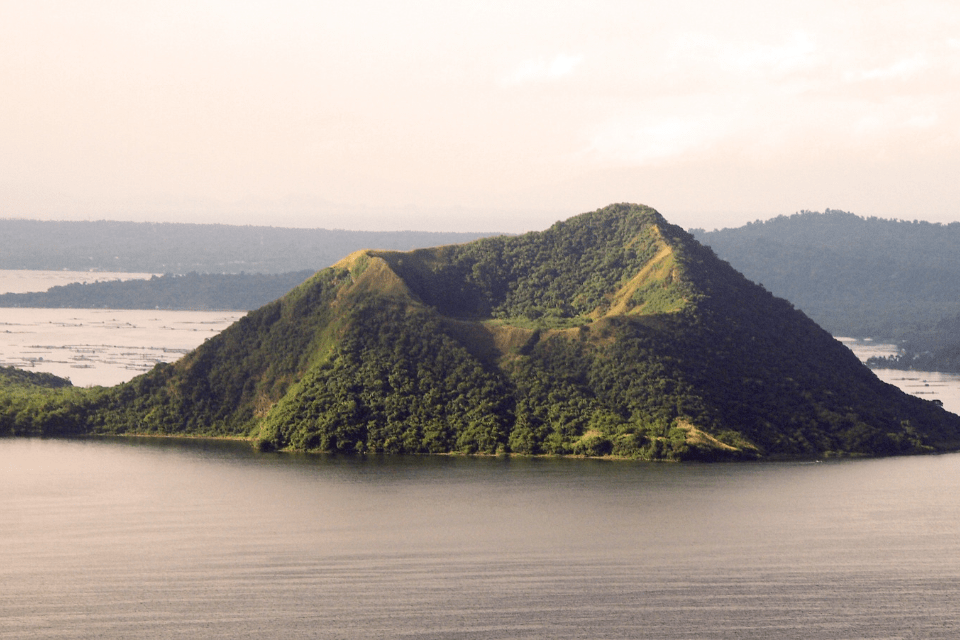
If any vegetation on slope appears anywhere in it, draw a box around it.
[377,210,691,322]
[4,204,960,460]
[0,367,90,437]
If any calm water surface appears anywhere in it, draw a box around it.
[0,272,243,386]
[840,337,960,415]
[3,438,960,639]
[0,308,243,386]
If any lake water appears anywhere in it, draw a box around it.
[0,308,244,386]
[2,437,959,639]
[4,276,960,637]
[840,337,960,415]
[0,271,243,386]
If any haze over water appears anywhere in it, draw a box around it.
[3,437,960,638]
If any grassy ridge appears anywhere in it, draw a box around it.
[4,204,960,459]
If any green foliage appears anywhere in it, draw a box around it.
[630,264,686,314]
[75,267,356,437]
[0,366,96,437]
[695,209,960,373]
[258,303,513,454]
[0,366,74,389]
[5,203,960,461]
[380,204,678,322]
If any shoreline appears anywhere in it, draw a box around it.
[8,431,908,463]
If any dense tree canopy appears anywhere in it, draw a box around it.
[4,204,960,459]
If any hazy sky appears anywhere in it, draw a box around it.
[3,1,959,232]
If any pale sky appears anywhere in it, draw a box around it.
[2,1,959,232]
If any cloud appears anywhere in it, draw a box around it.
[502,53,583,86]
[583,114,732,166]
[854,54,929,81]
[579,87,951,169]
[669,30,820,79]
[850,101,941,137]
[726,31,819,76]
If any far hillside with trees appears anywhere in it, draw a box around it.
[0,219,502,311]
[0,271,316,311]
[692,209,960,338]
[0,219,499,274]
[692,210,960,372]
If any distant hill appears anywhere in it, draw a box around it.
[691,210,960,338]
[0,271,315,310]
[866,312,960,373]
[4,204,959,460]
[0,366,73,390]
[0,219,500,273]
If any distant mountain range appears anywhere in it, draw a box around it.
[4,204,958,460]
[9,210,960,374]
[0,219,499,273]
[692,210,960,372]
[692,210,960,339]
[0,271,315,311]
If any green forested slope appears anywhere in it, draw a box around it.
[4,204,959,459]
[0,367,90,437]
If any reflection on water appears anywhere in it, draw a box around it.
[2,438,960,639]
